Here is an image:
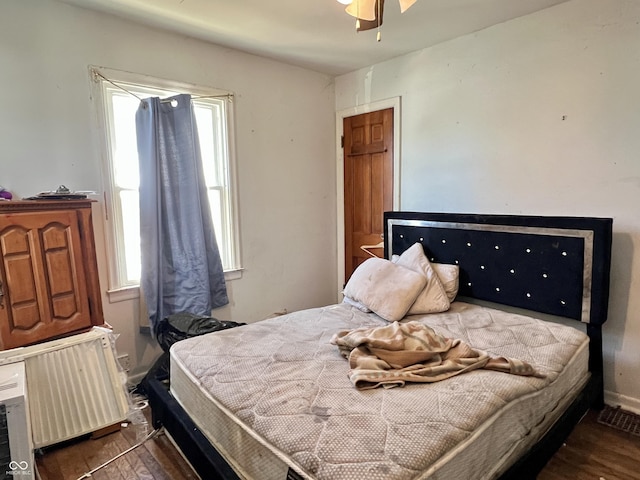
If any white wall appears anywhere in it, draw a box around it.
[0,0,337,379]
[336,0,640,412]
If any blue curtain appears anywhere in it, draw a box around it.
[136,93,229,336]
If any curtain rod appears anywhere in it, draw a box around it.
[91,69,234,103]
[93,70,144,101]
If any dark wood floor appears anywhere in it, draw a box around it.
[35,411,199,480]
[539,409,640,480]
[36,408,640,480]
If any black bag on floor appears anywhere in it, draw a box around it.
[138,313,245,398]
[155,312,245,353]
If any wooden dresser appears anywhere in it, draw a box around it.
[0,200,104,349]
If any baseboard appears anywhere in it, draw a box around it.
[604,390,640,415]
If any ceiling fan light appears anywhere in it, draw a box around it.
[398,0,417,13]
[345,0,377,21]
[355,0,384,31]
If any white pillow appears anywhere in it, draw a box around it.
[394,243,451,314]
[432,263,459,302]
[392,253,459,302]
[343,258,427,322]
[342,295,372,313]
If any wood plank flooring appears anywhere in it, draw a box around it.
[539,409,640,480]
[35,412,199,480]
[36,408,640,480]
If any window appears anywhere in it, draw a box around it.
[92,68,241,301]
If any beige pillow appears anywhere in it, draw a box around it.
[432,263,459,302]
[395,243,451,314]
[392,253,459,302]
[343,258,427,322]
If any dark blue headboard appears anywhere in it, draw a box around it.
[384,212,612,326]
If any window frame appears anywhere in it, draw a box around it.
[89,66,242,303]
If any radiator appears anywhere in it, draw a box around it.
[0,328,129,448]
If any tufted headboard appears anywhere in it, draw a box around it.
[384,212,612,326]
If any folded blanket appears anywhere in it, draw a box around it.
[330,321,544,390]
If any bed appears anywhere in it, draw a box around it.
[144,211,612,480]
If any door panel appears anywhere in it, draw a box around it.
[344,108,394,281]
[0,210,91,348]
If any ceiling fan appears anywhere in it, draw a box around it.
[337,0,417,38]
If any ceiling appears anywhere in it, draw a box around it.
[60,0,569,76]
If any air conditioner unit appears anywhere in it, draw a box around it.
[0,328,129,449]
[0,361,34,480]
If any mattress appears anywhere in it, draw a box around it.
[170,301,589,480]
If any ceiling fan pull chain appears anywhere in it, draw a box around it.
[377,0,382,41]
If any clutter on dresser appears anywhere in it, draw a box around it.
[0,186,12,200]
[24,184,96,200]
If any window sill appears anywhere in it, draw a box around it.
[107,285,140,303]
[223,268,243,281]
[107,268,244,304]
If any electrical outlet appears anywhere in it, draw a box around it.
[117,354,131,372]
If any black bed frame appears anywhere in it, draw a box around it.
[145,211,612,480]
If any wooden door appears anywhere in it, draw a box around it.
[0,209,92,349]
[344,108,394,281]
